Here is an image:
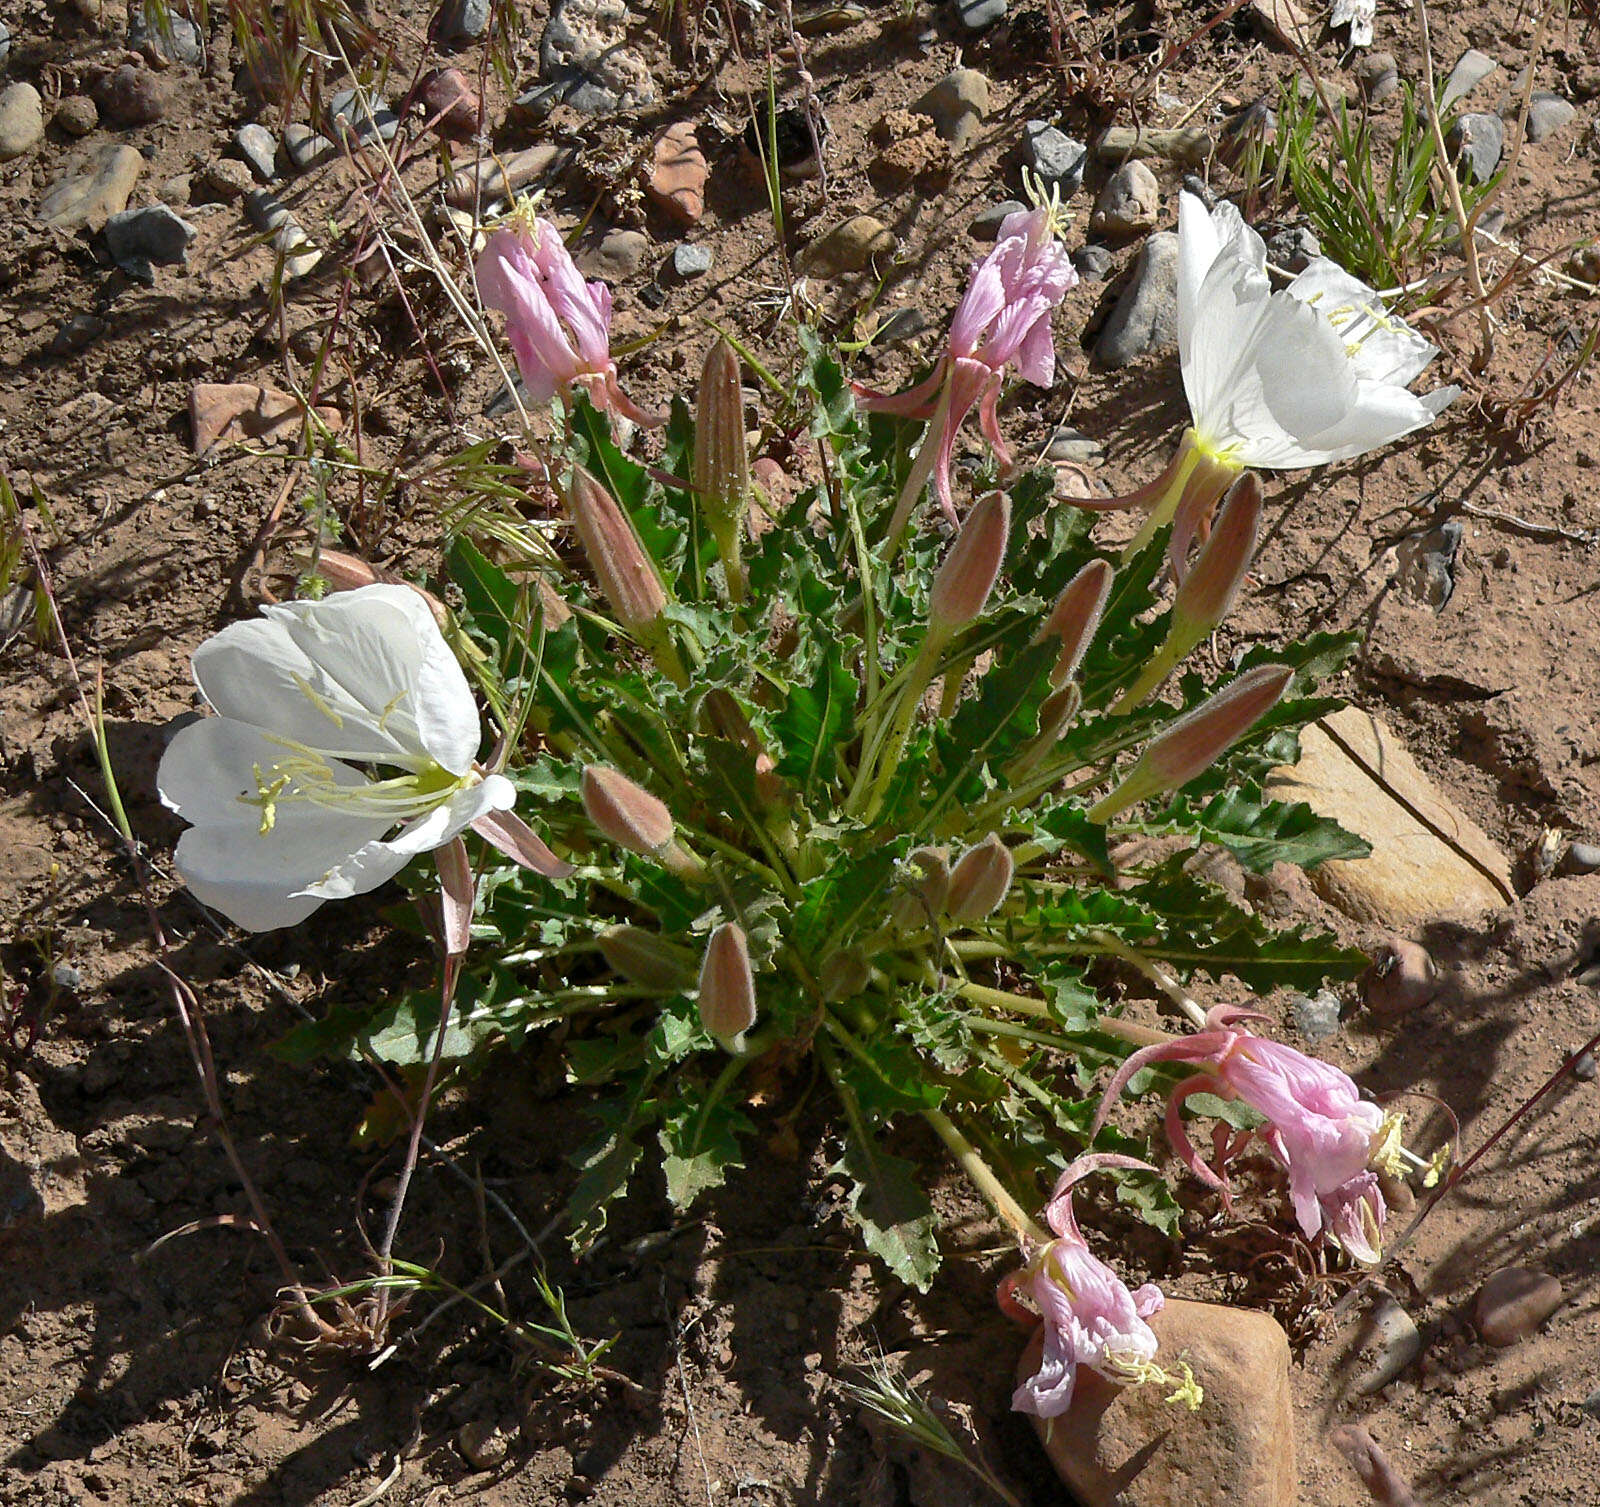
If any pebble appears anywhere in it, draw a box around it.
[1474,1267,1563,1346]
[1572,1048,1597,1082]
[105,204,196,273]
[198,156,253,200]
[1364,938,1438,1017]
[874,307,927,344]
[1267,224,1321,271]
[1352,1294,1423,1393]
[48,313,107,356]
[1095,124,1212,166]
[94,62,174,126]
[39,143,146,231]
[970,199,1025,240]
[283,122,337,171]
[0,22,9,69]
[1357,51,1399,104]
[1090,159,1160,238]
[438,0,493,43]
[1291,989,1342,1043]
[245,190,321,279]
[578,227,649,281]
[531,0,656,116]
[55,94,99,137]
[157,173,191,206]
[1447,112,1503,183]
[419,67,480,136]
[189,381,342,452]
[456,1420,509,1470]
[1046,427,1105,466]
[956,0,1007,29]
[1567,246,1600,285]
[671,243,713,279]
[1441,48,1498,111]
[1095,230,1179,367]
[1559,841,1600,875]
[328,89,398,146]
[797,214,894,276]
[445,141,571,210]
[918,67,988,148]
[1525,92,1575,144]
[0,81,43,160]
[645,120,707,226]
[1021,119,1086,196]
[129,7,204,65]
[1328,1426,1417,1507]
[1072,243,1115,280]
[1396,517,1462,609]
[235,122,278,182]
[50,962,85,991]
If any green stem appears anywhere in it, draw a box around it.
[922,1107,1043,1243]
[879,376,953,562]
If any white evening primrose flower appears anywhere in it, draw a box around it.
[158,584,567,932]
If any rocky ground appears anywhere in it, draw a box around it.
[2,0,1600,1503]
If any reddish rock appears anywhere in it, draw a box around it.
[645,121,707,226]
[1328,1425,1417,1507]
[94,63,174,126]
[419,67,480,137]
[1474,1267,1563,1347]
[1021,1297,1296,1507]
[1363,938,1439,1017]
[189,383,343,454]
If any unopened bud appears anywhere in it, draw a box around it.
[946,833,1014,923]
[580,765,707,879]
[1036,558,1113,687]
[693,338,751,603]
[890,845,951,932]
[698,922,757,1050]
[929,492,1010,636]
[562,465,668,634]
[820,947,872,1002]
[1172,473,1260,635]
[597,925,695,990]
[1088,663,1293,823]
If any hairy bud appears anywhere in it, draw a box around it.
[947,833,1015,923]
[581,765,673,853]
[929,491,1010,637]
[693,338,752,603]
[562,465,668,634]
[1172,472,1260,636]
[890,846,951,933]
[698,922,757,1050]
[1037,558,1113,688]
[597,925,695,990]
[820,948,872,1002]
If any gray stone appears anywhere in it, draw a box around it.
[1441,48,1498,111]
[235,122,278,182]
[439,0,493,42]
[39,143,146,231]
[1572,1048,1597,1082]
[157,174,191,207]
[1396,518,1463,609]
[1525,92,1575,144]
[0,82,42,161]
[50,961,84,991]
[1560,841,1600,875]
[55,94,99,137]
[1447,111,1503,182]
[105,204,196,270]
[0,23,10,69]
[1046,426,1105,466]
[94,62,174,126]
[577,227,649,280]
[1090,159,1160,238]
[198,156,253,199]
[1021,119,1086,196]
[874,307,927,344]
[1072,243,1115,280]
[283,122,336,170]
[48,313,107,356]
[1095,231,1179,367]
[796,214,894,277]
[245,190,321,278]
[1267,224,1321,271]
[485,376,532,420]
[530,0,655,117]
[129,7,204,65]
[1475,1267,1562,1347]
[956,0,1006,28]
[1291,989,1342,1044]
[918,67,989,148]
[970,199,1025,240]
[1357,51,1399,104]
[1352,1294,1423,1393]
[327,88,398,145]
[671,242,713,278]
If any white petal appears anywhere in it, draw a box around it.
[1182,253,1278,445]
[158,716,370,826]
[1283,379,1455,464]
[1175,192,1222,356]
[1288,260,1438,387]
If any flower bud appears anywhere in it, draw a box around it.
[1036,558,1113,687]
[946,833,1014,923]
[820,947,872,1002]
[929,491,1010,637]
[698,922,757,1050]
[597,925,695,990]
[693,338,751,603]
[581,764,673,853]
[890,845,951,933]
[561,465,667,635]
[1171,472,1260,636]
[1088,663,1293,823]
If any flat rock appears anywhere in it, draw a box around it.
[670,243,713,279]
[1447,111,1503,182]
[94,62,174,126]
[1475,1268,1562,1347]
[956,0,1006,29]
[1095,125,1213,166]
[39,143,146,231]
[1357,51,1400,104]
[244,190,322,278]
[1021,119,1086,196]
[55,94,99,137]
[1047,426,1105,465]
[104,203,196,270]
[327,87,398,145]
[1094,230,1179,367]
[645,120,706,226]
[1249,0,1312,48]
[438,0,492,42]
[971,199,1025,240]
[531,0,655,116]
[1073,243,1116,280]
[1264,706,1516,926]
[0,82,43,160]
[1091,159,1160,238]
[283,123,336,171]
[129,7,204,65]
[445,142,571,210]
[189,382,342,454]
[1349,1293,1423,1393]
[198,156,253,200]
[1291,988,1342,1043]
[797,214,894,276]
[576,227,648,281]
[918,67,989,148]
[235,122,278,181]
[1442,48,1498,111]
[1025,1298,1296,1507]
[1525,92,1575,144]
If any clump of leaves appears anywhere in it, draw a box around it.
[283,336,1368,1289]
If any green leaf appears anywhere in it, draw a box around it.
[1134,785,1369,873]
[659,1090,755,1209]
[831,1136,940,1292]
[569,1100,646,1253]
[774,647,857,796]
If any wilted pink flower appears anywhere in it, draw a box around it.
[476,209,656,425]
[1003,1155,1193,1419]
[858,202,1076,540]
[1094,1006,1400,1264]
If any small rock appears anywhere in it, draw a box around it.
[1351,1294,1423,1393]
[105,204,196,271]
[1559,841,1600,875]
[189,382,342,453]
[129,7,204,65]
[1474,1267,1563,1347]
[94,62,174,126]
[1525,92,1575,144]
[1566,246,1600,285]
[1095,231,1180,367]
[235,122,278,181]
[39,143,146,231]
[577,227,649,281]
[1357,51,1399,104]
[50,962,85,991]
[645,121,707,226]
[438,0,493,43]
[873,307,927,344]
[1447,112,1503,183]
[918,67,989,149]
[283,122,336,171]
[636,281,668,311]
[1441,48,1498,111]
[955,0,1006,29]
[1096,124,1213,166]
[1267,224,1321,271]
[797,214,894,277]
[1090,159,1160,238]
[1072,243,1116,281]
[970,199,1025,240]
[327,87,398,145]
[1021,119,1086,196]
[55,94,99,138]
[48,314,107,356]
[1395,518,1463,609]
[456,1419,509,1470]
[1026,1298,1296,1507]
[1329,1426,1417,1507]
[1364,939,1438,1017]
[198,157,253,200]
[245,190,321,279]
[1248,0,1311,48]
[0,1148,46,1237]
[532,0,656,117]
[445,141,571,210]
[0,81,43,160]
[670,243,713,279]
[1571,1049,1597,1082]
[156,174,190,207]
[1046,427,1105,466]
[1291,989,1342,1043]
[0,23,10,69]
[420,67,480,136]
[868,109,950,189]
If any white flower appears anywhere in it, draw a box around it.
[158,584,558,931]
[1177,191,1458,470]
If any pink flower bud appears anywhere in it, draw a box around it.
[1036,558,1113,687]
[698,922,756,1049]
[561,465,668,635]
[820,948,872,1002]
[890,846,951,933]
[1088,664,1293,823]
[693,337,751,602]
[597,925,695,990]
[947,833,1014,923]
[929,491,1010,635]
[1171,472,1261,635]
[581,765,674,854]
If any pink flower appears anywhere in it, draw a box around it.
[1003,1155,1171,1419]
[476,212,656,425]
[857,204,1076,538]
[1093,1006,1397,1263]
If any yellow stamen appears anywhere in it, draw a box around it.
[1020,167,1072,243]
[1368,1111,1408,1178]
